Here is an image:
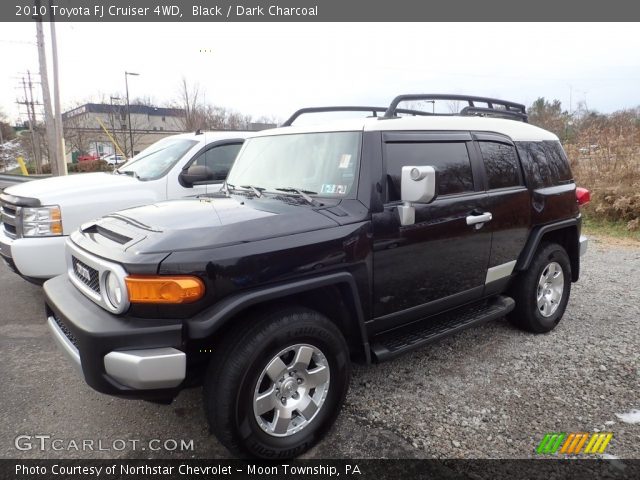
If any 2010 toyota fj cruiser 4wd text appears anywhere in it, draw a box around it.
[44,94,589,459]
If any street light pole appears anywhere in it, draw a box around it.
[124,71,139,157]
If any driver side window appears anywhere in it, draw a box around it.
[192,143,242,181]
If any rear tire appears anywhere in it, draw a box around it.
[203,306,351,459]
[508,242,572,333]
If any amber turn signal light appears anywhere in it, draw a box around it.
[125,276,205,304]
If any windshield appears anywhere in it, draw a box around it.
[227,131,361,197]
[118,138,198,181]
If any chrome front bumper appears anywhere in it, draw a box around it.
[103,349,186,390]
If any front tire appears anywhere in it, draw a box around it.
[204,306,351,458]
[508,242,572,333]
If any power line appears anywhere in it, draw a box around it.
[0,39,36,45]
[15,72,43,171]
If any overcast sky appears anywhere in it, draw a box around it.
[0,22,639,123]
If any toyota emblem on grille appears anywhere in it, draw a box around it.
[75,263,91,283]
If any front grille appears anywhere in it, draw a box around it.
[1,203,17,217]
[71,256,100,294]
[3,223,17,237]
[0,200,19,239]
[53,313,79,348]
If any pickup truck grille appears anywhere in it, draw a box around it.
[71,256,100,294]
[0,200,19,239]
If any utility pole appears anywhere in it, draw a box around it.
[20,73,43,173]
[34,0,59,176]
[49,1,66,175]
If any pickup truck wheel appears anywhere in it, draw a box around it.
[508,243,571,333]
[203,307,351,459]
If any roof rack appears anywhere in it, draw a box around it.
[383,94,528,123]
[281,106,431,127]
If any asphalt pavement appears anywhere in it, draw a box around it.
[0,238,638,460]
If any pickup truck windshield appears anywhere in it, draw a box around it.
[227,131,361,198]
[118,138,198,181]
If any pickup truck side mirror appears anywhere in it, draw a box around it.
[398,166,437,226]
[179,165,215,188]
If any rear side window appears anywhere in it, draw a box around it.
[515,141,573,188]
[384,142,474,201]
[543,141,573,183]
[478,141,522,189]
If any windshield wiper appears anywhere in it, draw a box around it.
[275,187,319,205]
[240,185,265,198]
[119,170,140,180]
[226,183,264,198]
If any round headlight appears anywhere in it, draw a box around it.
[105,272,123,309]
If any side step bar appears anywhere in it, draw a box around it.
[371,295,515,361]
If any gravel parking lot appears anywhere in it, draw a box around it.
[0,237,638,460]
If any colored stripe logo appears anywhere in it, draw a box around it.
[536,432,613,455]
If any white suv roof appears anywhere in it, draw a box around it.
[252,115,558,142]
[172,130,254,143]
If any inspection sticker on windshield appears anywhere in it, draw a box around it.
[338,154,352,169]
[322,184,348,194]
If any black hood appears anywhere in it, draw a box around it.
[75,196,340,257]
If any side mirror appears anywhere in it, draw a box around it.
[398,166,437,226]
[179,165,214,187]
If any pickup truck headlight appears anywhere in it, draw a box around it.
[21,206,63,237]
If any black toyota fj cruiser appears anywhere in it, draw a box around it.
[44,94,589,459]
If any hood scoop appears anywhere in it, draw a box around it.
[96,225,132,245]
[81,223,132,245]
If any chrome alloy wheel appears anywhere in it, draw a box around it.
[537,261,564,317]
[253,344,330,437]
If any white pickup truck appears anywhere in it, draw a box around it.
[0,131,250,283]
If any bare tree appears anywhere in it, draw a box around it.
[63,112,92,155]
[0,108,16,144]
[175,77,206,131]
[253,114,280,126]
[130,95,157,107]
[447,101,462,114]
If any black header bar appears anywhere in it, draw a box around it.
[2,0,640,22]
[3,459,640,480]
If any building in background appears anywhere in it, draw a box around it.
[62,103,186,160]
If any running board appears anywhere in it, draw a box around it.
[371,295,515,361]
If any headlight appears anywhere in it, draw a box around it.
[105,272,124,310]
[21,206,63,237]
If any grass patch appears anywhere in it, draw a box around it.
[582,214,640,242]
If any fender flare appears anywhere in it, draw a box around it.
[186,272,371,362]
[515,217,580,273]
